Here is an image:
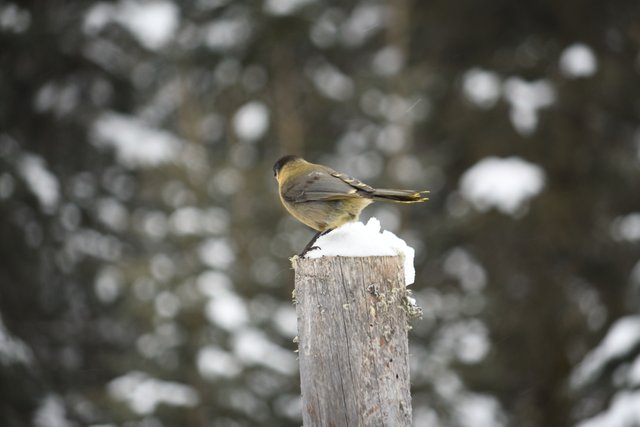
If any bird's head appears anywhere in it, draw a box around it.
[273,155,303,182]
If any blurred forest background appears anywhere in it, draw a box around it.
[1,0,640,426]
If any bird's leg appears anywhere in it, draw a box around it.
[299,229,333,257]
[299,231,322,257]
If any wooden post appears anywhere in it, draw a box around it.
[293,256,413,427]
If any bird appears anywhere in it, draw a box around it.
[273,155,428,256]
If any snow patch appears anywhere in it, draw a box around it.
[560,43,597,78]
[576,390,640,427]
[0,3,31,33]
[463,68,501,109]
[571,316,640,389]
[629,354,640,386]
[305,217,416,285]
[198,238,235,269]
[610,213,640,242]
[0,314,33,365]
[84,1,178,50]
[33,395,71,427]
[232,101,270,142]
[503,78,555,135]
[309,61,354,101]
[340,4,386,47]
[460,156,545,215]
[92,112,181,168]
[455,393,505,427]
[18,154,60,213]
[372,46,404,76]
[205,291,249,331]
[233,328,297,374]
[108,371,199,414]
[197,345,242,379]
[203,17,251,51]
[264,0,315,15]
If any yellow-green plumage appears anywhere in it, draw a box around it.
[273,155,428,233]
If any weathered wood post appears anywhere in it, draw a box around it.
[293,255,413,426]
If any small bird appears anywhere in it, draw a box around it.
[273,155,428,256]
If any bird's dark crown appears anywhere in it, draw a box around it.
[273,155,301,176]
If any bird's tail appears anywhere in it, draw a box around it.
[369,189,429,203]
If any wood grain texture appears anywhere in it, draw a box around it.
[293,256,412,427]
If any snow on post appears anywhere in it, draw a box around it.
[292,218,420,426]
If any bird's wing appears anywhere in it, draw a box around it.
[329,170,374,193]
[282,168,370,203]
